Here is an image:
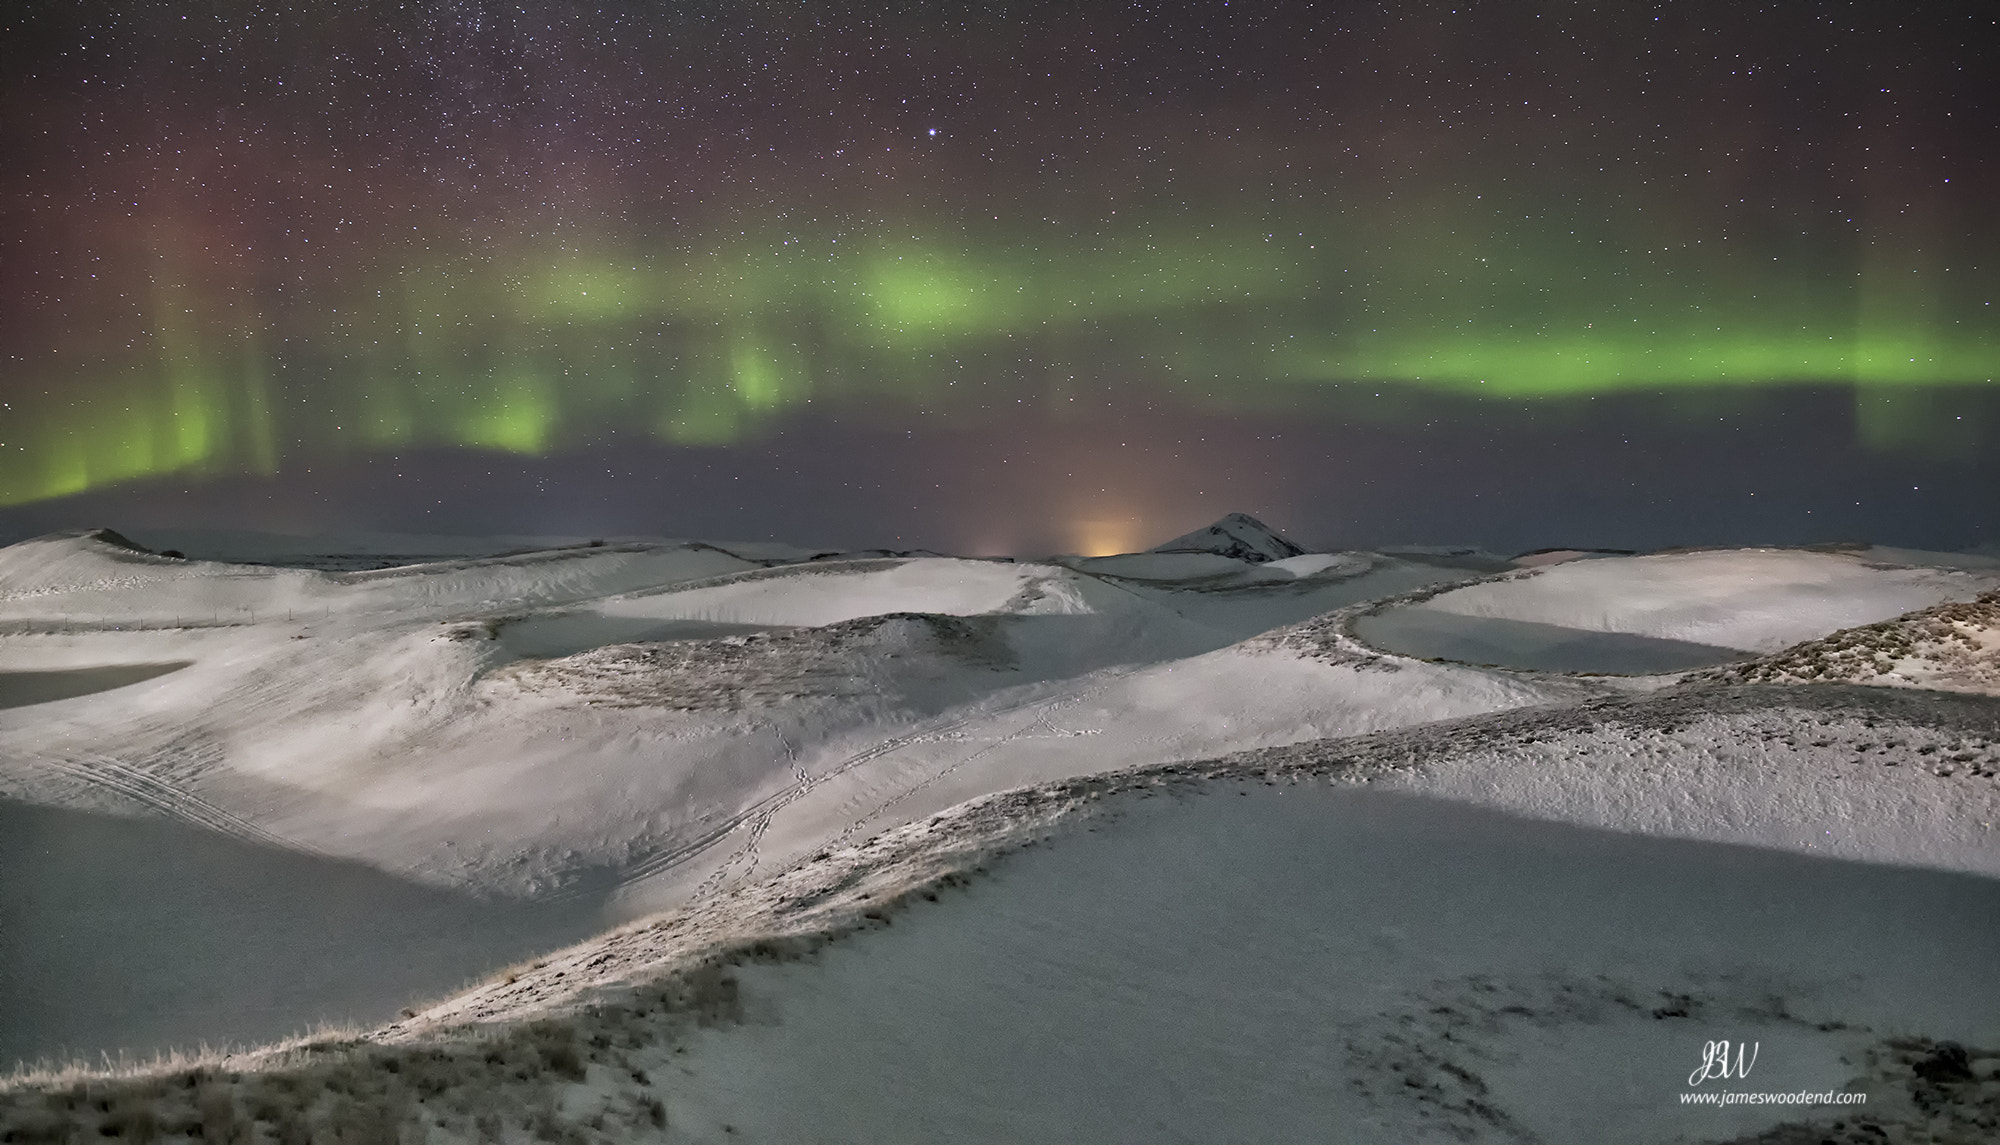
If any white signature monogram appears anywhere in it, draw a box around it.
[1688,1040,1760,1086]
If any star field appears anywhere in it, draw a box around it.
[2,1,1996,549]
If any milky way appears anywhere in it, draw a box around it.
[3,2,1996,550]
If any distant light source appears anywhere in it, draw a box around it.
[1071,517,1141,557]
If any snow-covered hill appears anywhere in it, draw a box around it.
[1146,511,1305,563]
[3,522,1997,1143]
[1349,549,2000,676]
[0,526,1488,905]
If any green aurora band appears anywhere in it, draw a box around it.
[8,202,1998,507]
[7,1,1996,508]
[9,207,1995,506]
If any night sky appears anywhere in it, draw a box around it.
[3,1,1996,555]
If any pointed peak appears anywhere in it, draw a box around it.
[36,527,156,554]
[1147,513,1305,564]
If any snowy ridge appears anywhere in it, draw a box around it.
[5,683,1995,1143]
[386,680,2000,1030]
[0,533,1488,903]
[1405,549,2000,652]
[6,529,2000,1142]
[1692,589,2000,697]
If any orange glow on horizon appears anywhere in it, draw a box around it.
[1069,516,1143,557]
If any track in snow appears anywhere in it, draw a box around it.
[4,752,323,857]
[619,668,1141,903]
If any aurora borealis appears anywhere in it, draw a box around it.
[2,1,1997,551]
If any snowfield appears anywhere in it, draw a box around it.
[2,518,1998,1143]
[1385,548,1997,652]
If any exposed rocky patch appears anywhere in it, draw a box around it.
[1691,591,2000,696]
[1713,1038,2000,1145]
[491,612,1014,710]
[1147,512,1305,564]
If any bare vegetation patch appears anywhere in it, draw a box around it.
[492,612,1014,710]
[1695,591,2000,695]
[1714,1038,2000,1145]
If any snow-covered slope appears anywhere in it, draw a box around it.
[0,530,1475,909]
[9,680,1994,1145]
[0,529,762,623]
[1370,682,2000,877]
[3,531,1985,921]
[1378,548,2000,653]
[4,527,1997,1145]
[643,782,2000,1145]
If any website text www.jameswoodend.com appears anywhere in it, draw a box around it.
[1679,1091,1867,1108]
[1680,1040,1866,1109]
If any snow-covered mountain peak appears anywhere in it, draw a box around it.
[1147,513,1304,564]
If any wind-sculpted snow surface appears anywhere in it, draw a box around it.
[0,531,1486,906]
[1404,549,2000,652]
[0,530,763,624]
[5,527,2000,1141]
[590,556,1061,626]
[5,684,1997,1144]
[1370,683,2000,877]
